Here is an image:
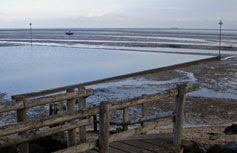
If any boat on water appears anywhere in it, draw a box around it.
[65,31,74,35]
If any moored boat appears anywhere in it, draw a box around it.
[65,31,74,35]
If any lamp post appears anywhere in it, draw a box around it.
[29,22,33,47]
[218,20,223,57]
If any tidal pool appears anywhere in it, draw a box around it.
[0,45,213,96]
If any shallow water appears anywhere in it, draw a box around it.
[188,88,237,100]
[0,45,212,96]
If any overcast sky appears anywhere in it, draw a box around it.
[0,0,236,29]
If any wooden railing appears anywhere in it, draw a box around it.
[0,84,198,153]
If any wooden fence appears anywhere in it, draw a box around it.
[0,84,198,153]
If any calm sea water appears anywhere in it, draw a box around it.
[0,45,212,96]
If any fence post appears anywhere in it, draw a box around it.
[78,87,86,143]
[173,84,186,151]
[60,101,65,113]
[141,103,148,134]
[53,103,58,115]
[93,114,98,132]
[99,102,110,153]
[66,88,76,147]
[123,108,128,131]
[15,96,29,153]
[49,104,53,115]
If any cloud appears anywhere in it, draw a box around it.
[0,0,237,28]
[85,13,104,18]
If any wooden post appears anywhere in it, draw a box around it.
[123,108,128,131]
[15,96,29,153]
[53,103,58,115]
[93,114,98,132]
[141,103,148,134]
[99,102,110,153]
[173,84,186,151]
[66,88,76,147]
[60,101,65,113]
[49,104,53,115]
[78,87,86,143]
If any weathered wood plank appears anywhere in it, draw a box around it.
[0,89,93,113]
[53,121,171,153]
[109,141,153,153]
[60,101,65,113]
[109,118,172,143]
[0,118,93,148]
[99,102,111,153]
[0,106,100,138]
[173,84,186,151]
[53,140,98,153]
[109,146,127,153]
[0,101,24,113]
[84,150,98,153]
[78,87,87,142]
[26,89,93,109]
[53,103,58,115]
[93,115,98,132]
[141,138,176,151]
[123,108,128,131]
[78,88,87,143]
[110,112,173,126]
[16,96,29,153]
[123,133,173,141]
[13,56,217,99]
[78,98,86,143]
[88,147,125,153]
[49,104,53,116]
[141,103,148,131]
[122,140,172,153]
[66,88,76,147]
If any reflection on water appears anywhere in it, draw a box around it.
[0,45,212,96]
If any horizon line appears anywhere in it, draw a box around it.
[0,27,237,31]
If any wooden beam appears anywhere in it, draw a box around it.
[141,103,148,134]
[78,87,87,143]
[111,112,173,126]
[93,115,98,132]
[173,84,186,151]
[0,101,24,113]
[123,108,128,131]
[0,89,93,113]
[0,106,100,138]
[53,140,98,153]
[60,101,65,113]
[66,88,76,147]
[99,102,111,153]
[53,118,172,153]
[109,118,172,143]
[0,118,92,148]
[15,96,29,153]
[53,103,58,115]
[49,104,53,116]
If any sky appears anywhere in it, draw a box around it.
[0,0,237,29]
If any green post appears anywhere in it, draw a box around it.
[218,20,223,57]
[29,23,32,47]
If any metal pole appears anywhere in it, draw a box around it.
[219,24,222,57]
[29,23,32,47]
